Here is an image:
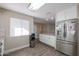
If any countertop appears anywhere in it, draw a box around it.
[39,33,55,36]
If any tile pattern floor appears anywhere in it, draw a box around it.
[6,42,66,56]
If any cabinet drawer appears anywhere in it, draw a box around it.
[62,42,76,55]
[56,40,76,55]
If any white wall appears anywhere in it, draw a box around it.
[0,8,34,53]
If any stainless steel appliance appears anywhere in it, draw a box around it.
[77,20,79,56]
[78,40,79,55]
[56,19,78,56]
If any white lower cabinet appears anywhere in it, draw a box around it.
[48,36,56,48]
[39,34,56,48]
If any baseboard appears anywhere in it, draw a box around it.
[4,44,29,54]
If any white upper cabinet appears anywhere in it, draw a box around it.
[56,6,77,22]
[56,11,65,22]
[65,6,77,20]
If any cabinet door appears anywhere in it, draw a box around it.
[43,35,50,45]
[39,34,42,41]
[39,34,49,44]
[65,6,77,20]
[56,6,77,22]
[56,11,65,22]
[49,36,56,48]
[39,34,44,42]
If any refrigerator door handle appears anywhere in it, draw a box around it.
[63,23,66,38]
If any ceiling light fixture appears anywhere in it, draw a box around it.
[28,3,45,11]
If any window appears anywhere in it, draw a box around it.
[28,3,45,11]
[10,18,30,37]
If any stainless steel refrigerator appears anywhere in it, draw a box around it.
[77,20,79,56]
[78,40,79,55]
[56,19,78,56]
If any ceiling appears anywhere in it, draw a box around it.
[0,3,78,22]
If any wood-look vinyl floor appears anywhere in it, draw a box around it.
[6,42,66,56]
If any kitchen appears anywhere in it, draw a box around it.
[0,3,79,56]
[33,17,56,48]
[33,4,79,56]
